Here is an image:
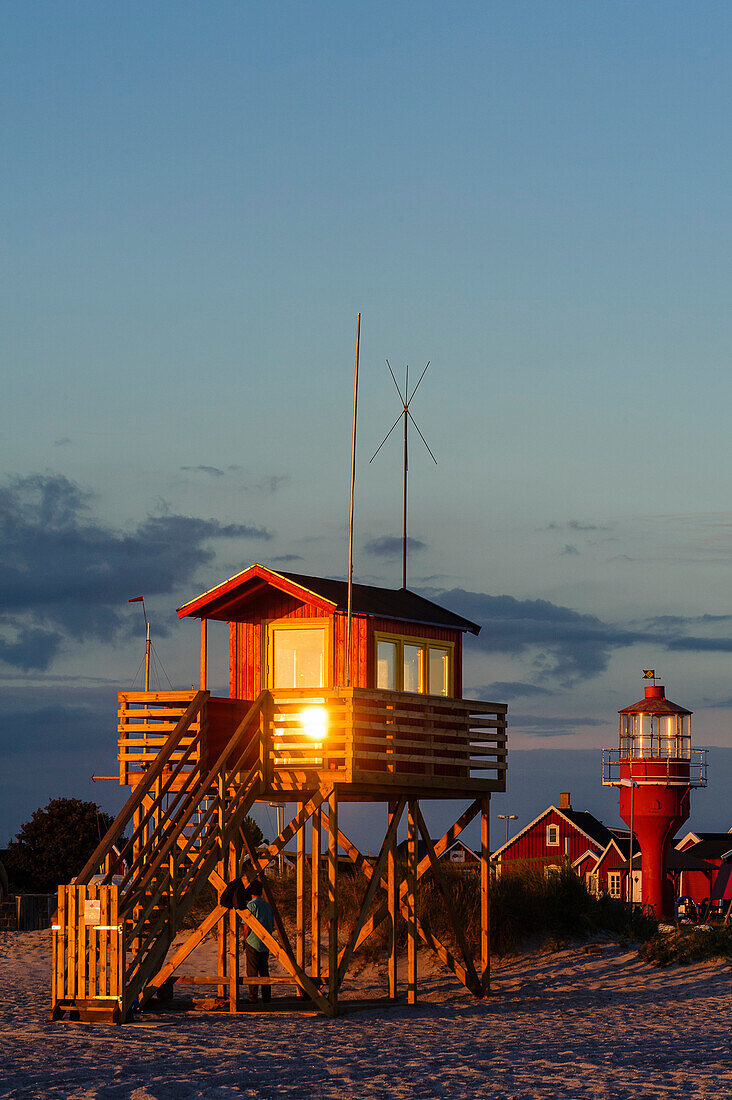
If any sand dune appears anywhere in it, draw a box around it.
[1,929,731,1098]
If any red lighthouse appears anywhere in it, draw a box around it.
[602,673,708,918]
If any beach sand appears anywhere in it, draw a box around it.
[1,928,731,1099]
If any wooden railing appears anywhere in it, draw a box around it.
[267,688,507,791]
[118,691,204,786]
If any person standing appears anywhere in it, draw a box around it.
[244,880,275,1003]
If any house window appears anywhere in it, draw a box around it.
[268,623,328,690]
[608,872,622,898]
[546,824,559,847]
[376,640,397,691]
[374,633,454,696]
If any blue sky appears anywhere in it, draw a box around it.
[3,2,732,846]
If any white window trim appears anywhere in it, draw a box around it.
[546,824,560,847]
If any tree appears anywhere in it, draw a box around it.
[4,798,114,893]
[242,814,264,850]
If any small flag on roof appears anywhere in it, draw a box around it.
[642,669,655,680]
[128,596,144,603]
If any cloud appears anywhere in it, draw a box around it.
[429,588,640,683]
[176,469,289,494]
[546,520,610,532]
[471,681,555,701]
[269,554,304,564]
[53,437,71,448]
[0,473,273,671]
[364,535,427,558]
[251,475,289,495]
[180,465,225,477]
[562,544,579,556]
[509,713,607,737]
[429,586,732,687]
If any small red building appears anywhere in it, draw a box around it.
[673,831,732,905]
[492,792,616,875]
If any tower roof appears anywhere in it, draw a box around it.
[618,684,691,717]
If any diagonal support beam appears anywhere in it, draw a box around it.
[148,905,227,989]
[238,823,296,965]
[413,801,481,996]
[245,787,333,875]
[326,799,485,995]
[240,910,333,1016]
[336,798,405,988]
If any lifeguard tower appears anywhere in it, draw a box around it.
[602,673,707,918]
[51,564,507,1023]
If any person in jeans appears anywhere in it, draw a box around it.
[244,880,275,1003]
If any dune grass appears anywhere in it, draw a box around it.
[179,863,658,962]
[639,924,732,966]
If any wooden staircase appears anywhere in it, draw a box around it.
[51,691,266,1024]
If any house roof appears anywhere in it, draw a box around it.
[177,563,481,633]
[675,834,732,861]
[561,810,615,851]
[492,803,614,858]
[609,850,715,873]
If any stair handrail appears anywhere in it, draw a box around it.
[75,691,208,884]
[121,691,268,912]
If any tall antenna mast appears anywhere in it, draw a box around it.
[346,313,361,688]
[370,360,437,588]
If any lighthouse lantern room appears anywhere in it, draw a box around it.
[603,673,708,918]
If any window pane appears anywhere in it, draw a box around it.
[377,641,397,690]
[403,645,424,693]
[428,648,449,696]
[273,628,325,689]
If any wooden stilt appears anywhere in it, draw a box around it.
[481,796,490,993]
[328,787,338,1015]
[296,802,305,973]
[311,806,321,981]
[228,842,239,1012]
[407,800,417,1005]
[388,800,398,1001]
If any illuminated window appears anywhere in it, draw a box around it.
[376,640,397,690]
[608,872,622,898]
[269,624,327,689]
[546,824,559,847]
[403,645,424,693]
[374,633,454,696]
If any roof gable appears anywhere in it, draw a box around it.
[177,564,481,633]
[492,804,611,858]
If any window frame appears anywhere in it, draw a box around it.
[265,618,333,691]
[608,872,622,899]
[546,824,560,847]
[373,631,455,697]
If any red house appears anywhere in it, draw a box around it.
[492,792,616,876]
[673,831,732,904]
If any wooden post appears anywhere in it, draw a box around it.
[217,774,226,998]
[388,799,398,1000]
[328,788,338,1014]
[296,802,306,974]
[200,618,207,691]
[481,796,490,993]
[311,806,321,981]
[407,800,417,1004]
[228,841,239,1012]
